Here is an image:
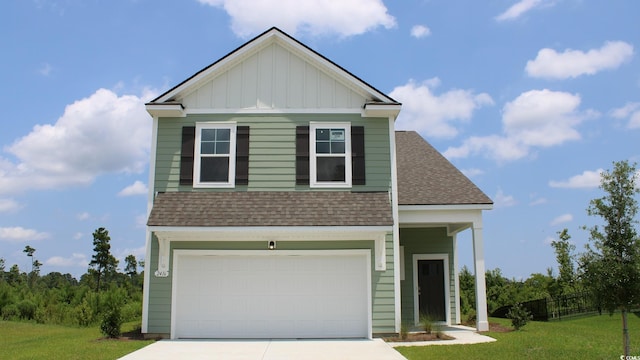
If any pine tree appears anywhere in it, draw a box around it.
[88,227,119,294]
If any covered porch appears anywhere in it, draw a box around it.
[398,204,491,332]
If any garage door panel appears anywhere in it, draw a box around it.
[174,253,369,338]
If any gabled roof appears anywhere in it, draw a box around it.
[396,131,493,206]
[147,27,400,117]
[148,191,393,227]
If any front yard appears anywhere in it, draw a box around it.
[0,320,154,360]
[396,314,640,359]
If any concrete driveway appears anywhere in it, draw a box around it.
[119,339,407,360]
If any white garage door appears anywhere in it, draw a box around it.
[173,251,370,339]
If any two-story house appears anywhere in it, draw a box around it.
[142,27,492,339]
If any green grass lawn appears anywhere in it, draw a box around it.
[0,320,154,360]
[396,314,640,360]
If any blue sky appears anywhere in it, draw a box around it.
[1,0,638,280]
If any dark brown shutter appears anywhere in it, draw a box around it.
[235,126,250,185]
[180,126,195,185]
[296,126,310,185]
[351,126,365,185]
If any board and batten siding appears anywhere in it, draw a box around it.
[146,236,396,335]
[399,227,456,325]
[153,114,391,192]
[181,42,367,111]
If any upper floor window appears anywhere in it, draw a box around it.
[310,123,352,188]
[194,123,236,188]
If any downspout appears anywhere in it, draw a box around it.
[388,116,401,333]
[141,115,159,334]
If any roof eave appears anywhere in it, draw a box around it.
[145,103,185,118]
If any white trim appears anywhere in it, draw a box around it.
[309,122,352,188]
[399,246,405,281]
[150,226,391,277]
[170,249,373,339]
[149,225,391,238]
[399,204,493,211]
[453,233,461,324]
[388,117,402,333]
[145,104,185,118]
[193,122,237,188]
[412,254,451,326]
[185,108,363,115]
[362,104,401,118]
[142,116,159,333]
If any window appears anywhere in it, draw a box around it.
[310,123,351,187]
[194,123,236,188]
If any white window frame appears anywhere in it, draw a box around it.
[193,122,237,188]
[310,122,352,188]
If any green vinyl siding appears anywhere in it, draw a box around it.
[153,114,391,192]
[399,227,456,325]
[145,234,396,335]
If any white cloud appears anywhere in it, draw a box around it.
[445,89,593,162]
[118,180,148,197]
[410,25,430,39]
[0,227,50,242]
[45,253,87,267]
[461,168,484,177]
[115,246,146,262]
[495,0,552,22]
[73,232,83,240]
[494,189,517,208]
[526,41,634,79]
[77,212,90,221]
[550,213,573,226]
[197,0,396,38]
[549,169,603,189]
[390,78,494,138]
[38,63,53,76]
[0,198,21,212]
[0,88,156,195]
[135,213,148,229]
[529,197,548,206]
[610,102,640,129]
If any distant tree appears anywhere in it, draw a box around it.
[551,228,577,297]
[23,245,35,272]
[124,255,137,278]
[579,160,640,357]
[88,227,119,294]
[0,258,5,282]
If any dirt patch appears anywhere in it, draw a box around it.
[486,322,513,333]
[384,332,455,342]
[95,327,160,341]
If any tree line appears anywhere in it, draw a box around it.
[0,228,142,335]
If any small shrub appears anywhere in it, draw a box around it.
[75,297,94,327]
[100,306,122,338]
[419,313,433,334]
[17,299,37,320]
[2,304,19,320]
[507,303,532,330]
[399,322,409,340]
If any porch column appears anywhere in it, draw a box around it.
[472,223,489,331]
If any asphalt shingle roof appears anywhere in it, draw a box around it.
[148,191,393,227]
[395,131,493,206]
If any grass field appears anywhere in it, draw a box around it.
[396,314,640,360]
[0,320,154,360]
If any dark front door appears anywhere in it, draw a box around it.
[417,259,446,322]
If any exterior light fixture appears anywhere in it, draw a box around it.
[268,240,276,250]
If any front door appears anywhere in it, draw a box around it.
[417,259,446,322]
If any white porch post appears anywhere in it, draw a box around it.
[472,223,489,331]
